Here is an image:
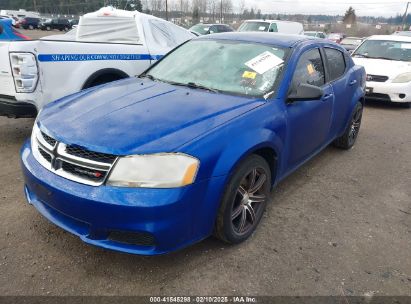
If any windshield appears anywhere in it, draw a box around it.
[238,22,270,32]
[305,32,317,37]
[341,38,362,45]
[353,40,411,61]
[190,24,211,35]
[145,40,288,98]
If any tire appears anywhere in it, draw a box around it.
[214,155,271,244]
[28,25,34,30]
[333,101,363,150]
[46,26,51,31]
[64,27,69,32]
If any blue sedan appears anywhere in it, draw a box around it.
[0,19,29,40]
[21,33,366,255]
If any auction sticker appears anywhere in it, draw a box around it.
[245,51,284,74]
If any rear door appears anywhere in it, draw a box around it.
[323,47,355,137]
[286,47,334,168]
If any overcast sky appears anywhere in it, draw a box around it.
[240,0,406,17]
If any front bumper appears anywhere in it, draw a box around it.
[21,141,227,255]
[365,81,411,103]
[0,95,37,118]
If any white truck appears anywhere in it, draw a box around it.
[0,7,194,118]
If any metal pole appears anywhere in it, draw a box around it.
[220,0,223,23]
[402,2,410,30]
[166,0,168,20]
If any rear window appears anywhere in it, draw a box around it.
[325,48,346,81]
[238,21,270,32]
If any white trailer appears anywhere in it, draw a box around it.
[0,7,194,118]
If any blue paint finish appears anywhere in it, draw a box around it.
[21,33,366,255]
[0,19,28,41]
[37,54,163,62]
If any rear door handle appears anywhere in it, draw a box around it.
[349,80,357,86]
[322,93,333,101]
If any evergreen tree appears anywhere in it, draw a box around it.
[343,6,356,24]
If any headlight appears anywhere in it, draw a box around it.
[392,72,411,83]
[107,153,200,188]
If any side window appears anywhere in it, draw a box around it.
[291,48,325,93]
[269,23,278,32]
[324,48,346,81]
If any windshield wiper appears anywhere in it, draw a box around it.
[352,54,370,58]
[139,74,157,81]
[370,56,394,61]
[185,82,220,93]
[159,80,220,93]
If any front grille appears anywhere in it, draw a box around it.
[32,126,117,186]
[65,145,117,164]
[61,162,107,182]
[367,74,388,82]
[38,147,52,163]
[108,230,155,246]
[366,93,391,101]
[41,131,57,147]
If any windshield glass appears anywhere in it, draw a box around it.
[341,38,362,45]
[238,22,270,32]
[145,40,288,98]
[305,32,317,37]
[190,24,211,35]
[353,40,411,61]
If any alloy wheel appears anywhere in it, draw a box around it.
[348,104,363,145]
[231,167,268,236]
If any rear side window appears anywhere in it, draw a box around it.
[291,48,325,92]
[269,23,278,32]
[325,48,346,81]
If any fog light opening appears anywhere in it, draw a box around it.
[399,94,406,99]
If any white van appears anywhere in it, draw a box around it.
[238,20,304,35]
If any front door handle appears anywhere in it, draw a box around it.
[322,93,333,101]
[349,80,357,86]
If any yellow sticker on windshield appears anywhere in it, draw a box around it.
[307,64,315,75]
[243,71,257,79]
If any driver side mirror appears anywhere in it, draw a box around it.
[287,83,324,103]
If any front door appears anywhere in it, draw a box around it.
[286,47,334,168]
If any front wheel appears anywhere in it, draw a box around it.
[214,155,271,244]
[333,101,363,149]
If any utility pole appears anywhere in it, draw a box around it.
[402,2,411,30]
[166,0,168,20]
[220,0,223,23]
[33,0,37,11]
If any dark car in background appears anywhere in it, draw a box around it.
[19,17,41,30]
[40,18,71,31]
[189,23,234,36]
[340,37,363,52]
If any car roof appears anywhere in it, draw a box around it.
[367,34,411,42]
[197,32,313,47]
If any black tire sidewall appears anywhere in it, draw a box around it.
[218,155,271,244]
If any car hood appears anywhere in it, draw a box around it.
[38,77,265,155]
[352,57,411,79]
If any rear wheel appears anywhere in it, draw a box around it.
[214,155,271,244]
[333,101,363,149]
[46,26,51,31]
[28,25,34,30]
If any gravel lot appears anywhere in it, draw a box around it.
[0,101,410,296]
[0,29,410,297]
